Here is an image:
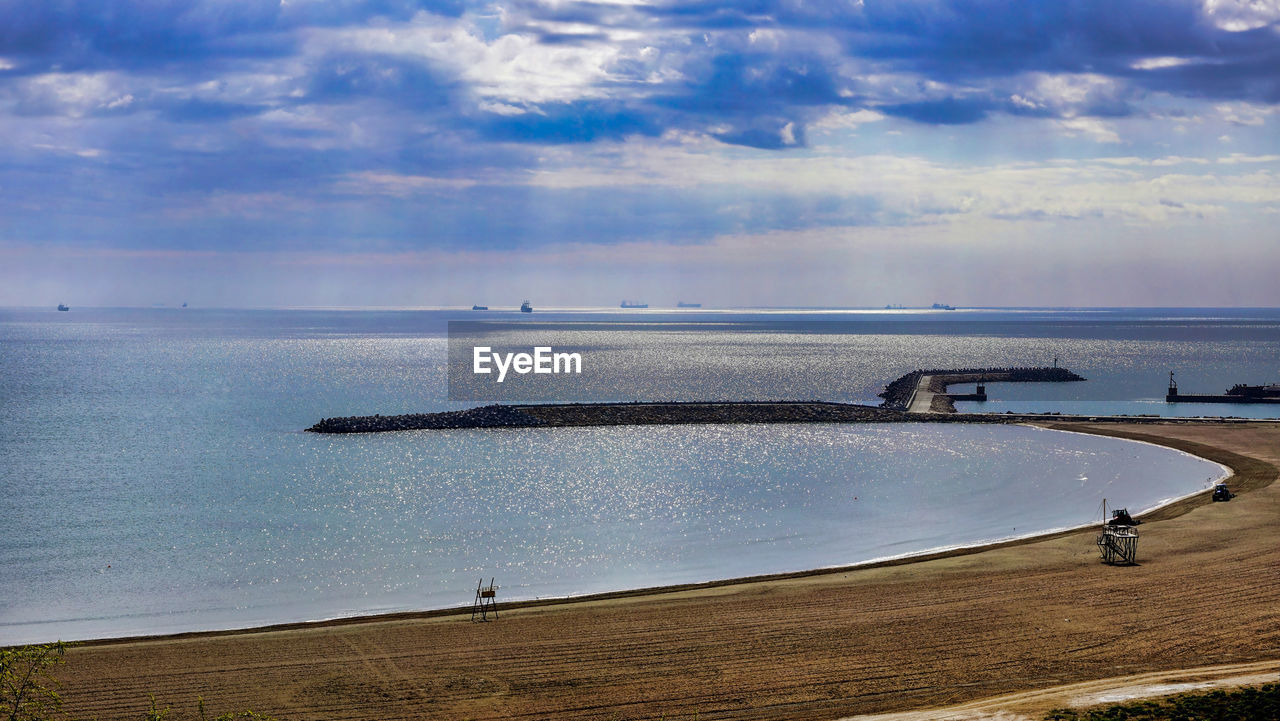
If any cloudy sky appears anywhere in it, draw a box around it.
[2,0,1278,307]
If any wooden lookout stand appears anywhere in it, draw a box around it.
[1096,501,1139,565]
[471,578,499,621]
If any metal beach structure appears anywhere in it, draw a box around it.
[471,578,499,621]
[1096,500,1138,565]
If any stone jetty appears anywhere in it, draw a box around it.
[878,367,1086,413]
[309,405,544,433]
[307,366,1088,433]
[308,401,909,433]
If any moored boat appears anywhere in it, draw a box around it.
[1226,383,1280,398]
[1167,371,1280,403]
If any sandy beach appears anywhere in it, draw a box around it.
[50,421,1280,720]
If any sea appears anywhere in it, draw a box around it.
[4,305,1276,645]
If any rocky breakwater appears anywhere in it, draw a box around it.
[308,367,1087,433]
[879,370,926,410]
[880,367,1086,413]
[308,401,911,434]
[308,405,545,433]
[518,401,906,427]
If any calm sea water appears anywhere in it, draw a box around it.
[2,306,1267,644]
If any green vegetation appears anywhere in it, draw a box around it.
[2,643,276,721]
[1046,684,1280,721]
[2,642,69,721]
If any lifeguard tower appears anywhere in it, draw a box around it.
[1096,500,1139,565]
[471,578,499,621]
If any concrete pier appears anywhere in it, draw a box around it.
[881,366,1085,413]
[907,375,936,413]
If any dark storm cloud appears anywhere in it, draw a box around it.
[660,52,851,112]
[634,0,1226,74]
[0,0,463,74]
[1126,33,1280,103]
[710,121,801,149]
[530,30,614,45]
[561,0,1280,129]
[844,1,1213,77]
[475,101,663,144]
[157,97,270,123]
[621,51,847,146]
[460,39,855,146]
[0,1,289,74]
[459,0,1278,146]
[880,97,994,124]
[306,53,459,109]
[3,0,1276,148]
[2,0,1278,260]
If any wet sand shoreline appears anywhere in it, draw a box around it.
[50,421,1280,720]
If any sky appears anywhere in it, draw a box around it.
[1,0,1278,308]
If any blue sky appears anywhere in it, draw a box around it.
[2,0,1278,307]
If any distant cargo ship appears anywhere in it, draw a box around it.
[931,303,956,310]
[520,300,533,313]
[471,304,488,310]
[620,301,648,309]
[676,302,701,308]
[57,304,70,311]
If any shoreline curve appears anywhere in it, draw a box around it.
[46,420,1280,721]
[57,420,1260,649]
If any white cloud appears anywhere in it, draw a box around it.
[1026,73,1119,108]
[1009,94,1041,110]
[411,134,1277,230]
[478,100,530,116]
[779,121,798,146]
[1218,153,1280,164]
[307,14,660,106]
[1056,118,1121,144]
[16,72,131,117]
[1130,56,1196,70]
[1151,156,1212,166]
[813,108,886,129]
[104,94,135,109]
[1215,102,1274,126]
[1202,0,1280,31]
